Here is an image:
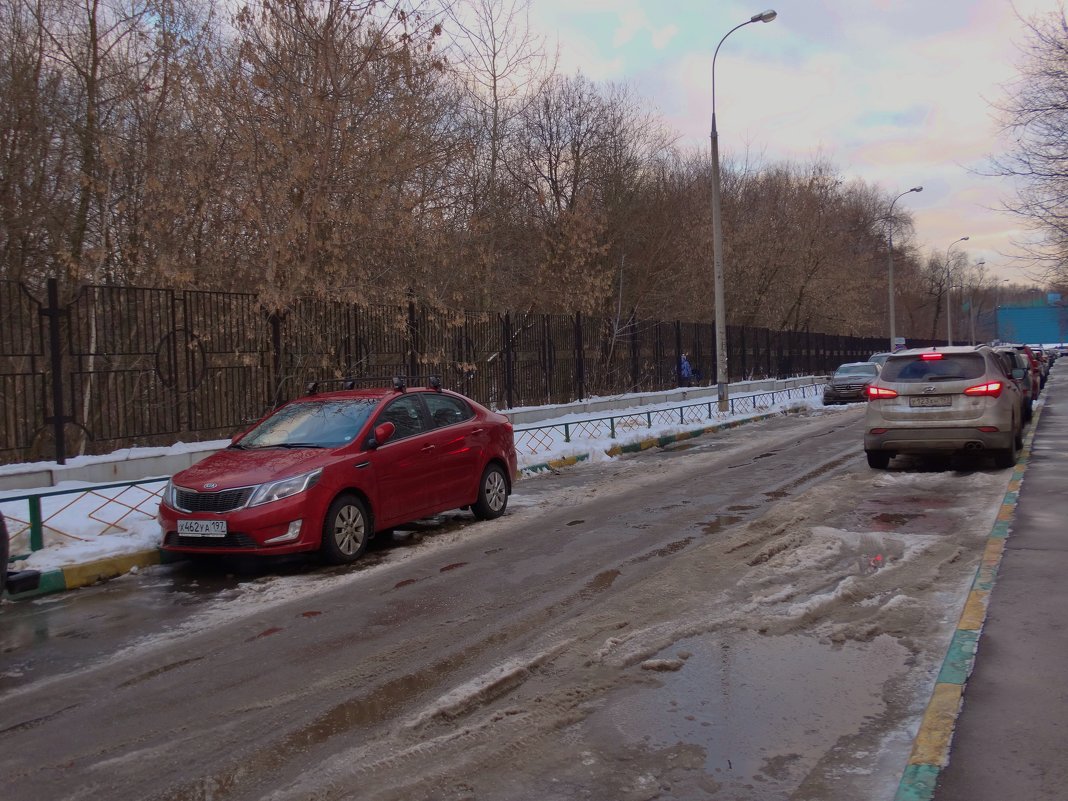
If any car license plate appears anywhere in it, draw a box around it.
[909,395,952,408]
[177,519,227,537]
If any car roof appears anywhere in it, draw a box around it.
[888,346,986,358]
[289,386,458,404]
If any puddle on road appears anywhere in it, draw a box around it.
[585,631,909,793]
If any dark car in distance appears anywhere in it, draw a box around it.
[824,362,881,405]
[868,352,894,367]
[158,379,517,565]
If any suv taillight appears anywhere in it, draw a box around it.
[964,381,1003,398]
[866,385,898,399]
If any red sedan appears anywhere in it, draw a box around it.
[159,380,517,564]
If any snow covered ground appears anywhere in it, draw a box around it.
[2,387,840,573]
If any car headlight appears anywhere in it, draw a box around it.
[162,478,176,508]
[248,468,323,507]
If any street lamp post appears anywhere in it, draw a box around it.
[944,236,969,345]
[711,9,777,412]
[886,186,922,351]
[969,259,986,345]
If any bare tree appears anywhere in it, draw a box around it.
[991,3,1068,282]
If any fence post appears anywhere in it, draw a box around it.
[765,327,772,377]
[407,290,418,380]
[504,312,514,409]
[40,278,68,465]
[739,326,748,380]
[28,496,44,551]
[629,309,640,390]
[574,311,585,400]
[269,311,284,407]
[674,320,683,386]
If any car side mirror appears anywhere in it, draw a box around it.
[370,421,396,448]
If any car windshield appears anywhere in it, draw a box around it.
[880,353,987,383]
[236,399,377,448]
[835,363,878,377]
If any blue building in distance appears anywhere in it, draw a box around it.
[996,297,1068,345]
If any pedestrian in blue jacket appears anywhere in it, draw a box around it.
[680,353,693,387]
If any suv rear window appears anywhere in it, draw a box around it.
[880,353,987,383]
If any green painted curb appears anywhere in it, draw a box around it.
[896,764,941,801]
[936,629,980,686]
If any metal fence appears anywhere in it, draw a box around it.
[1,278,925,466]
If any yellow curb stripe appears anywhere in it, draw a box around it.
[958,590,989,631]
[61,550,161,590]
[909,682,964,766]
[981,537,1004,566]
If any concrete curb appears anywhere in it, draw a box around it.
[893,404,1039,801]
[10,549,164,600]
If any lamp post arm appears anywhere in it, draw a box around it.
[711,19,754,124]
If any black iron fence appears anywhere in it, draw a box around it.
[0,278,929,465]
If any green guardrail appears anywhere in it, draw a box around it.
[512,383,821,456]
[2,476,169,558]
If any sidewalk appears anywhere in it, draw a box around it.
[897,364,1068,801]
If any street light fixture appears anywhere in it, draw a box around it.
[886,186,923,351]
[710,8,777,412]
[945,236,969,345]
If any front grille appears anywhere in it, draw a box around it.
[164,532,259,548]
[832,383,867,392]
[174,486,255,513]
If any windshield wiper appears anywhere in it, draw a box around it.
[271,442,325,449]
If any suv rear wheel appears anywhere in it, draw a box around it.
[866,451,891,470]
[993,430,1019,469]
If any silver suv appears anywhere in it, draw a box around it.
[863,345,1023,469]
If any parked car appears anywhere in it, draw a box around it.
[863,345,1023,470]
[1,513,41,598]
[1030,347,1050,387]
[868,352,893,367]
[1011,344,1043,397]
[158,379,518,564]
[993,346,1035,423]
[824,361,881,405]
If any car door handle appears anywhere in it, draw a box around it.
[471,428,485,434]
[353,461,370,469]
[421,444,436,453]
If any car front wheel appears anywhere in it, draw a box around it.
[471,464,509,520]
[321,494,370,564]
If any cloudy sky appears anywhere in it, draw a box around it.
[525,0,1059,284]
